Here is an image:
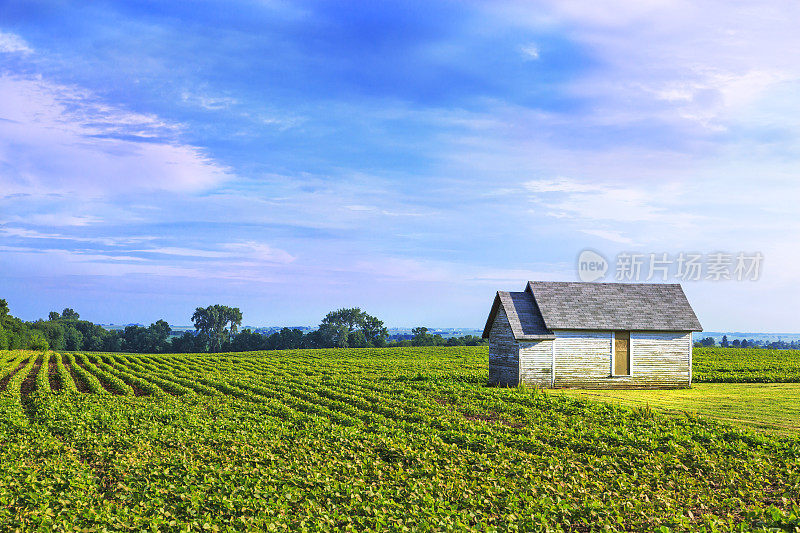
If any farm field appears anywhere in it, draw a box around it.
[0,347,798,531]
[693,346,800,383]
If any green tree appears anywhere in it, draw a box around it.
[192,305,243,352]
[700,337,716,347]
[170,331,202,353]
[32,321,66,350]
[318,308,388,348]
[61,308,80,320]
[27,330,49,351]
[412,326,432,346]
[64,326,83,351]
[146,320,172,352]
[0,299,7,350]
[48,311,61,321]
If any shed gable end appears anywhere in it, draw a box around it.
[488,307,519,386]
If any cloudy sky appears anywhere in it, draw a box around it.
[1,1,799,330]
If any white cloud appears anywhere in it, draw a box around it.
[524,177,602,194]
[519,43,539,60]
[349,255,567,285]
[181,91,238,110]
[580,229,635,245]
[0,75,231,195]
[0,226,155,246]
[222,241,295,264]
[133,247,232,258]
[0,31,32,54]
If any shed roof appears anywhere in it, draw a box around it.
[482,291,556,340]
[483,281,702,339]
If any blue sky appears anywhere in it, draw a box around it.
[1,1,800,330]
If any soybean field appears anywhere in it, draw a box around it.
[0,347,799,531]
[693,346,800,383]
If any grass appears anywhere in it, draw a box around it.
[557,383,800,435]
[555,346,800,435]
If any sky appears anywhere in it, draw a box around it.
[1,0,800,330]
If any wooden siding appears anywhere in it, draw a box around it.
[488,307,519,386]
[552,331,611,388]
[629,331,691,388]
[519,340,553,387]
[552,330,691,389]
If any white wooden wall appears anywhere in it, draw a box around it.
[549,330,691,389]
[518,340,553,387]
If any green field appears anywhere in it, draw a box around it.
[0,347,799,531]
[693,346,800,382]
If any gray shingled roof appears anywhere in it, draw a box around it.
[527,281,702,331]
[495,291,555,340]
[483,281,702,339]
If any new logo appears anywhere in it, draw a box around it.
[577,249,608,282]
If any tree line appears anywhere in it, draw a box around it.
[0,300,486,353]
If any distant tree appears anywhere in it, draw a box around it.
[103,333,124,352]
[0,299,8,350]
[412,327,432,346]
[122,325,148,352]
[732,339,741,348]
[64,326,83,351]
[32,321,66,351]
[265,328,305,350]
[347,329,367,348]
[61,308,80,320]
[48,311,61,321]
[147,319,172,353]
[318,322,350,348]
[721,335,729,348]
[192,305,243,352]
[700,337,716,347]
[460,335,486,346]
[361,315,389,347]
[318,308,388,348]
[741,339,749,348]
[301,329,325,349]
[27,330,49,351]
[170,331,201,353]
[230,329,267,352]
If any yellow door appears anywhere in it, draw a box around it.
[614,331,630,375]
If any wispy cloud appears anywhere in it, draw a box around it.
[0,75,231,195]
[0,31,32,54]
[519,43,539,60]
[181,91,238,111]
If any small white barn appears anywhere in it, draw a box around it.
[482,281,702,389]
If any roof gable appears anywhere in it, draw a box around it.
[526,281,702,331]
[482,291,555,340]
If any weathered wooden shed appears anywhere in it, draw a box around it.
[482,281,702,389]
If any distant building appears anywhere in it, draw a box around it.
[482,281,702,389]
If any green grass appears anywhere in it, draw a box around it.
[0,347,798,531]
[557,383,800,436]
[558,346,800,434]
